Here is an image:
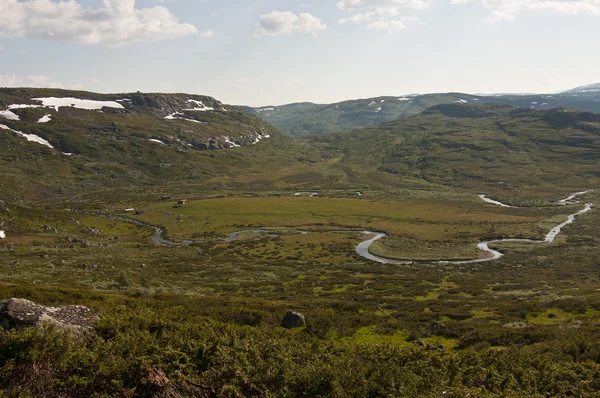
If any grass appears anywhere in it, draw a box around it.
[3,89,600,396]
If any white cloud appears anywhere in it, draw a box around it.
[0,74,65,88]
[339,7,399,22]
[337,0,430,10]
[0,0,199,47]
[453,0,600,20]
[367,20,406,29]
[255,11,327,37]
[338,0,426,30]
[200,30,215,38]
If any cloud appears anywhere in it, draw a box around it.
[367,20,407,29]
[0,73,65,88]
[200,30,214,38]
[452,0,600,20]
[255,11,327,37]
[0,0,198,46]
[337,0,430,10]
[337,0,426,30]
[339,7,400,22]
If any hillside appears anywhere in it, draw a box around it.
[2,89,599,202]
[0,88,293,202]
[3,92,600,397]
[308,103,600,197]
[241,83,600,136]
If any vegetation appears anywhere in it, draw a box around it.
[2,88,600,396]
[242,86,600,136]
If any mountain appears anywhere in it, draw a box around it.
[0,88,288,201]
[2,88,599,204]
[241,83,600,136]
[562,82,600,95]
[307,103,600,197]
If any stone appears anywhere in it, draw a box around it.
[431,321,447,335]
[281,311,306,329]
[0,298,99,335]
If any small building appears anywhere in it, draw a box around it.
[124,208,135,213]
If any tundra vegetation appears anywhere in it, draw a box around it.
[1,89,600,397]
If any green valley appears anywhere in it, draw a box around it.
[1,88,600,397]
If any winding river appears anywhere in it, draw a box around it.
[90,191,594,265]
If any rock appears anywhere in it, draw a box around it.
[431,321,447,335]
[0,298,99,334]
[415,338,426,348]
[281,311,306,329]
[548,313,557,319]
[86,227,102,235]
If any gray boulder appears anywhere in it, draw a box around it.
[0,298,99,334]
[281,311,306,328]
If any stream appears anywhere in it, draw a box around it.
[91,191,594,265]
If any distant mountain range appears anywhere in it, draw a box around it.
[239,83,600,136]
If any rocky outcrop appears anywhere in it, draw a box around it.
[0,298,99,334]
[281,311,306,328]
[430,321,446,335]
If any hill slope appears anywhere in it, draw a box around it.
[241,84,600,136]
[307,103,600,198]
[0,88,291,201]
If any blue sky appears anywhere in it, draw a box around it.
[0,0,599,106]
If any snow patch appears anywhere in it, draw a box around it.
[165,113,206,124]
[1,124,53,149]
[0,110,21,121]
[37,115,52,123]
[8,104,43,110]
[165,112,182,120]
[368,101,376,106]
[398,97,411,101]
[0,231,5,239]
[32,97,124,111]
[454,99,468,104]
[149,139,166,145]
[375,107,381,113]
[184,100,214,112]
[224,137,241,148]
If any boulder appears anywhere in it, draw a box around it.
[431,321,447,335]
[0,298,99,334]
[281,311,306,329]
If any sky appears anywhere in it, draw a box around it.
[0,0,599,106]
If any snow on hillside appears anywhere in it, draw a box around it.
[32,97,124,111]
[0,124,53,149]
[184,99,214,111]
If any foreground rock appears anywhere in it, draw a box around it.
[0,298,99,334]
[281,311,306,328]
